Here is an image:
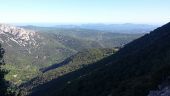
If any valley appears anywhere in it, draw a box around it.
[0,24,145,85]
[1,23,168,96]
[0,0,169,96]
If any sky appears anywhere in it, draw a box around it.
[0,0,170,25]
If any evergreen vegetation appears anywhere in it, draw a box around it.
[2,27,142,85]
[19,48,117,95]
[0,44,8,96]
[0,44,16,96]
[54,22,170,96]
[23,22,170,96]
[1,24,159,96]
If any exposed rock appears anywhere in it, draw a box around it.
[148,81,170,96]
[0,23,75,71]
[0,24,39,47]
[148,86,170,96]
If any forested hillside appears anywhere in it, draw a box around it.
[0,0,168,96]
[19,48,117,95]
[54,22,170,96]
[0,24,76,84]
[0,24,143,85]
[27,22,170,96]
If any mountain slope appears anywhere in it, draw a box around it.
[0,24,76,84]
[30,22,170,96]
[0,24,75,68]
[56,22,170,96]
[41,48,116,73]
[20,48,116,95]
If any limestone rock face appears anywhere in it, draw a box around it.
[0,24,40,47]
[0,23,74,70]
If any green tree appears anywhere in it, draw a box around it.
[0,44,9,96]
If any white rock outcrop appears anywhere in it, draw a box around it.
[0,24,39,47]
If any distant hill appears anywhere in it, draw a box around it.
[22,23,158,34]
[57,23,158,33]
[26,22,170,96]
[22,26,144,48]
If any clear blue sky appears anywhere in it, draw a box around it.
[0,0,170,24]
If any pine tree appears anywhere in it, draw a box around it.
[0,44,8,96]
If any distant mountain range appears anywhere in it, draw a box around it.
[22,23,158,34]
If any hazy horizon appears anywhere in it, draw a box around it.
[2,22,160,27]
